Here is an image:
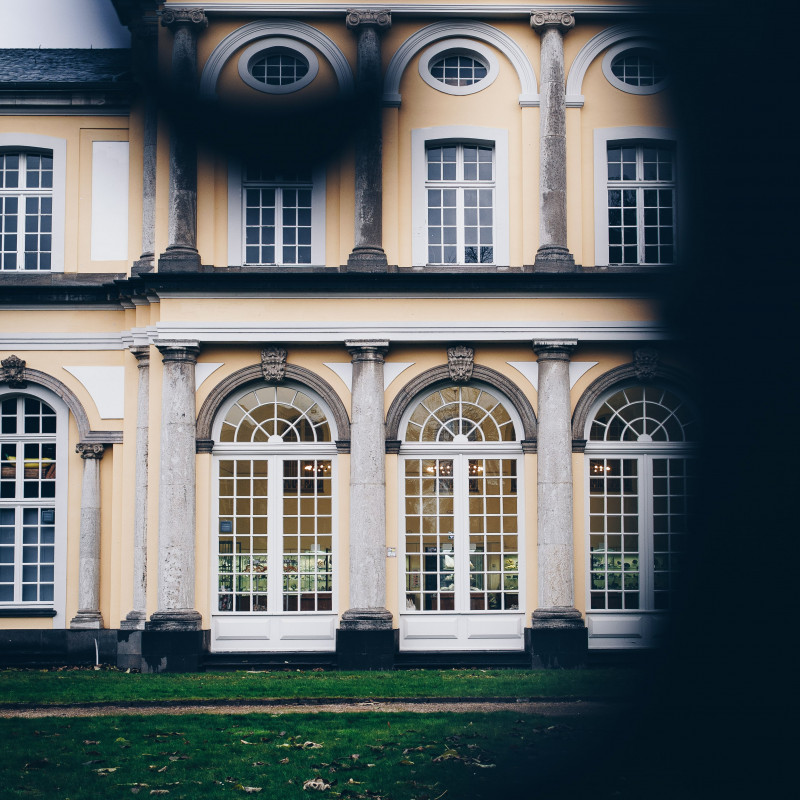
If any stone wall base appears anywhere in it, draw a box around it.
[530,626,588,668]
[336,628,396,671]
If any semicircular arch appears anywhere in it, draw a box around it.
[199,19,355,98]
[565,23,663,106]
[384,20,538,107]
[196,363,351,451]
[571,361,693,442]
[386,364,536,444]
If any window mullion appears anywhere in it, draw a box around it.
[269,454,280,614]
[275,187,283,266]
[454,454,466,612]
[641,455,652,610]
[15,192,25,271]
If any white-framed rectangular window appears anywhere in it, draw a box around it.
[0,135,66,273]
[425,144,494,265]
[593,127,678,267]
[412,126,509,267]
[228,161,325,267]
[0,151,53,271]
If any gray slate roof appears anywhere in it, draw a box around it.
[0,49,132,84]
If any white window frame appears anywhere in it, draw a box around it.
[418,39,500,96]
[209,382,338,653]
[601,40,669,96]
[412,125,509,267]
[237,38,320,95]
[593,127,678,267]
[396,382,525,651]
[583,385,696,649]
[0,134,66,273]
[228,161,326,267]
[0,385,68,625]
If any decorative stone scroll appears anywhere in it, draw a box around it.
[76,442,106,460]
[530,10,575,32]
[1,355,26,388]
[260,346,288,384]
[447,346,474,384]
[634,347,660,382]
[161,7,208,30]
[345,8,391,30]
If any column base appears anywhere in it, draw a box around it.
[146,609,202,632]
[345,247,389,272]
[530,608,587,668]
[158,246,201,272]
[533,246,577,273]
[339,608,393,631]
[69,610,104,629]
[120,610,146,631]
[337,609,395,670]
[131,255,154,275]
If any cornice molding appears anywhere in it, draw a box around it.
[163,4,654,18]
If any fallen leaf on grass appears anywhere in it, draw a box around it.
[94,767,118,774]
[241,740,256,745]
[350,754,360,761]
[303,778,331,791]
[237,786,263,793]
[252,761,265,766]
[432,750,459,763]
[302,741,323,750]
[83,740,100,745]
[149,791,169,796]
[168,756,188,762]
[346,779,363,785]
[279,758,290,764]
[399,759,414,766]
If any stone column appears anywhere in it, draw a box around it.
[70,443,106,629]
[158,8,207,272]
[338,341,393,668]
[531,11,576,272]
[121,347,150,629]
[131,16,158,274]
[531,340,586,666]
[148,342,201,631]
[345,9,391,271]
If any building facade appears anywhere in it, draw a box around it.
[0,0,694,670]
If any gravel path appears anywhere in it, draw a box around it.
[1,699,621,719]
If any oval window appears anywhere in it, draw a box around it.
[602,41,667,95]
[238,38,319,95]
[419,39,499,96]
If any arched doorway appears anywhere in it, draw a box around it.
[397,383,526,651]
[584,383,697,648]
[210,382,338,652]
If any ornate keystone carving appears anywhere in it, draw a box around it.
[447,346,474,384]
[161,7,208,29]
[1,355,26,388]
[76,443,106,460]
[634,348,660,382]
[260,346,287,384]
[530,10,575,32]
[346,8,391,30]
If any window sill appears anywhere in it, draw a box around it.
[0,607,57,618]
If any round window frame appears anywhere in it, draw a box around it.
[601,40,668,96]
[238,38,319,95]
[418,39,499,97]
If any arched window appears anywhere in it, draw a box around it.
[0,389,66,616]
[585,383,696,648]
[211,383,338,652]
[399,384,525,652]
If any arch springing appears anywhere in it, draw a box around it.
[590,385,695,443]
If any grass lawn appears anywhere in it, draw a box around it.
[0,667,642,706]
[0,711,596,800]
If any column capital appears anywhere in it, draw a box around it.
[530,9,575,33]
[345,8,391,31]
[160,7,208,31]
[76,442,106,460]
[156,341,200,363]
[346,340,389,362]
[533,339,577,360]
[130,345,151,367]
